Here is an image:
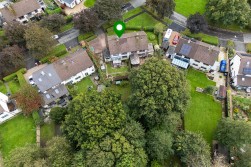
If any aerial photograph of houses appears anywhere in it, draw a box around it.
[0,0,251,166]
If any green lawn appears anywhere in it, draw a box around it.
[107,64,129,76]
[185,68,222,144]
[175,0,207,17]
[0,82,7,94]
[146,32,158,45]
[68,77,96,96]
[0,114,36,157]
[108,83,131,102]
[84,0,96,7]
[60,22,74,32]
[127,13,162,27]
[123,7,143,20]
[8,79,20,94]
[41,122,55,143]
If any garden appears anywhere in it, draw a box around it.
[232,95,251,121]
[40,122,56,146]
[84,0,96,7]
[174,0,207,17]
[0,114,36,157]
[67,76,96,96]
[185,68,222,144]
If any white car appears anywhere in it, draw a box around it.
[52,35,59,39]
[28,76,35,85]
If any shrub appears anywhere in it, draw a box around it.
[40,56,50,64]
[158,33,162,45]
[149,34,156,41]
[126,25,142,31]
[3,73,17,82]
[49,107,67,124]
[45,8,62,15]
[16,69,27,86]
[144,26,154,32]
[55,50,67,57]
[85,35,97,42]
[203,86,215,95]
[65,15,73,23]
[32,111,43,125]
[78,32,95,42]
[246,43,251,53]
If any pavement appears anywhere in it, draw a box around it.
[243,34,251,43]
[24,52,36,70]
[58,28,80,48]
[234,41,247,53]
[130,0,145,8]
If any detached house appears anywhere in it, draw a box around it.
[106,31,154,67]
[173,38,220,71]
[0,0,43,24]
[230,53,251,90]
[32,49,95,106]
[57,0,83,8]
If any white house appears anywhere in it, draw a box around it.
[0,0,43,24]
[106,31,154,67]
[32,49,95,105]
[172,38,220,71]
[57,0,82,8]
[230,53,251,90]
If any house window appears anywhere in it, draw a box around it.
[230,62,233,66]
[201,66,207,70]
[19,16,25,19]
[75,76,81,80]
[121,52,127,55]
[85,73,88,76]
[139,50,145,52]
[122,56,127,59]
[204,63,209,66]
[195,60,200,63]
[193,63,198,66]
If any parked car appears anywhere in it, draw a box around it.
[52,35,59,39]
[172,35,180,45]
[28,76,35,85]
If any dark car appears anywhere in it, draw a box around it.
[172,35,180,45]
[57,98,65,105]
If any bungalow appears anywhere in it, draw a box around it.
[173,38,220,71]
[32,49,95,106]
[57,0,83,8]
[230,53,251,90]
[0,0,43,24]
[106,31,154,67]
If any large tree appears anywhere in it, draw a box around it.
[15,84,43,115]
[206,0,250,27]
[73,9,98,33]
[3,22,26,45]
[174,131,211,167]
[187,13,207,33]
[94,0,124,20]
[62,91,147,166]
[128,57,189,128]
[40,14,66,32]
[49,107,68,124]
[0,45,25,78]
[46,137,73,167]
[146,0,175,18]
[24,24,55,58]
[216,118,251,148]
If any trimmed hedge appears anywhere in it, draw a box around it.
[3,68,27,85]
[86,35,98,42]
[45,8,62,15]
[246,43,251,53]
[78,32,95,42]
[3,73,17,82]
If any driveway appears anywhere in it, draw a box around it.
[169,22,186,32]
[244,34,251,43]
[130,0,145,8]
[234,41,246,52]
[58,28,79,48]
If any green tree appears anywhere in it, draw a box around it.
[40,14,66,32]
[206,0,250,27]
[216,118,251,148]
[49,107,67,124]
[146,129,173,161]
[154,23,165,34]
[146,0,175,18]
[187,13,207,33]
[46,137,73,167]
[15,84,43,115]
[159,112,182,134]
[94,0,124,20]
[24,24,55,58]
[73,8,98,33]
[234,144,251,167]
[128,57,189,128]
[174,131,211,167]
[4,144,46,167]
[3,22,26,45]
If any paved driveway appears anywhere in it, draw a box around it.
[244,34,251,43]
[130,0,145,8]
[58,28,79,44]
[234,41,246,52]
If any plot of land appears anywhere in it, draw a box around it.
[0,82,7,94]
[108,83,131,102]
[0,114,36,157]
[68,77,96,96]
[175,0,207,17]
[41,122,55,145]
[84,0,96,7]
[123,7,143,20]
[126,13,162,27]
[185,68,222,144]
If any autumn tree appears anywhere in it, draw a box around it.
[3,22,26,45]
[216,118,251,148]
[73,9,98,33]
[206,0,250,27]
[128,57,189,128]
[24,24,55,58]
[0,45,25,78]
[15,84,43,115]
[187,13,207,33]
[173,131,211,167]
[40,14,66,32]
[94,0,124,20]
[146,0,175,18]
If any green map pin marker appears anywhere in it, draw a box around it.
[113,21,126,38]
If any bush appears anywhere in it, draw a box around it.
[17,70,27,86]
[45,8,62,15]
[126,25,142,31]
[3,73,17,82]
[158,33,162,45]
[40,56,50,64]
[246,43,251,53]
[55,50,67,57]
[144,26,154,32]
[78,32,95,42]
[148,34,156,41]
[32,111,43,125]
[49,107,67,124]
[65,15,73,23]
[203,86,215,95]
[85,35,97,42]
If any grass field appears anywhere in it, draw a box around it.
[84,0,96,7]
[8,80,20,94]
[127,13,162,27]
[0,82,7,94]
[108,83,131,102]
[123,7,143,20]
[185,68,222,144]
[0,114,36,157]
[41,122,55,144]
[60,22,74,33]
[68,77,96,96]
[175,0,207,17]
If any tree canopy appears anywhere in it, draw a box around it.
[128,57,189,128]
[206,0,251,27]
[146,0,175,18]
[15,84,43,115]
[49,107,68,124]
[187,13,207,33]
[3,22,26,45]
[216,118,251,148]
[73,8,98,33]
[94,0,123,20]
[40,14,66,32]
[174,131,211,167]
[24,24,55,58]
